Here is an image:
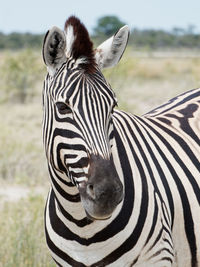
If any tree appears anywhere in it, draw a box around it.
[93,15,126,37]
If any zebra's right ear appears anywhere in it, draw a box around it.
[95,25,129,69]
[42,27,67,76]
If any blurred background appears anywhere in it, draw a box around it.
[1,0,200,266]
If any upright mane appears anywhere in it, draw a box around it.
[65,16,96,73]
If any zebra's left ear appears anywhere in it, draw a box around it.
[95,25,129,69]
[42,27,67,76]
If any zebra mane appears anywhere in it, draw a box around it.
[64,16,96,73]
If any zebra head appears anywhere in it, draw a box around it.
[42,16,129,220]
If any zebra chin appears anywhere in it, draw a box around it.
[77,155,124,220]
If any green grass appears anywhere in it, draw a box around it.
[1,48,200,267]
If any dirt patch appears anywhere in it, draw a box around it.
[0,185,47,208]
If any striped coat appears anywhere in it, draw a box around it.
[42,16,200,266]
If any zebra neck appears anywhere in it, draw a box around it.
[46,186,124,240]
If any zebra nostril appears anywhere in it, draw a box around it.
[87,184,95,199]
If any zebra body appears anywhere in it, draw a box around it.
[42,16,200,266]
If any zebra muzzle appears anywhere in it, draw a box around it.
[78,155,124,220]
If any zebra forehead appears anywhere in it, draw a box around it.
[51,69,115,106]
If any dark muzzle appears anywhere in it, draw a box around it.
[78,155,124,220]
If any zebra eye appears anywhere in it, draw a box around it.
[56,102,72,115]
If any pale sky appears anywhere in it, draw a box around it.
[1,0,200,34]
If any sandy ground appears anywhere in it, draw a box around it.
[0,186,30,202]
[0,185,47,208]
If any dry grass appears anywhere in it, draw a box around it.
[0,103,47,186]
[1,48,200,266]
[0,50,54,266]
[103,49,200,114]
[0,194,55,267]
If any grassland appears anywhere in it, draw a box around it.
[1,48,200,266]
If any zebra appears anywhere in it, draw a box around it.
[42,16,200,267]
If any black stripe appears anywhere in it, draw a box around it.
[48,166,80,202]
[45,214,86,266]
[147,117,200,202]
[138,116,198,266]
[49,160,74,187]
[166,103,200,146]
[146,88,200,116]
[65,71,83,99]
[116,111,175,228]
[90,120,149,266]
[48,128,134,246]
[144,191,159,247]
[53,192,93,227]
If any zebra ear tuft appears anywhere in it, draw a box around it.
[95,25,129,69]
[42,26,67,76]
[64,16,96,73]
